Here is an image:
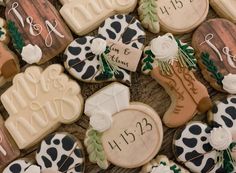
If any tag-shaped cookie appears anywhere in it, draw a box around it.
[84,83,163,169]
[3,133,85,173]
[140,155,189,173]
[59,0,137,35]
[0,116,20,169]
[210,0,236,23]
[5,0,73,64]
[142,33,212,128]
[173,95,236,173]
[1,64,84,149]
[0,17,20,86]
[138,0,209,34]
[64,14,146,85]
[192,19,236,94]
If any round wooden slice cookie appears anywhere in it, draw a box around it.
[157,0,209,34]
[192,18,236,94]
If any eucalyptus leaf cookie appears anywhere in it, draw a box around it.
[140,155,189,173]
[173,95,236,173]
[84,82,163,169]
[192,19,236,94]
[0,116,20,170]
[5,0,73,64]
[210,0,236,23]
[142,33,212,128]
[64,14,146,85]
[59,0,137,35]
[3,133,85,173]
[1,64,84,149]
[138,0,209,34]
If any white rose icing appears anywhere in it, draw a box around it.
[150,34,178,62]
[90,110,112,132]
[21,44,42,64]
[151,164,173,173]
[222,73,236,94]
[91,38,107,55]
[209,127,232,151]
[25,165,41,173]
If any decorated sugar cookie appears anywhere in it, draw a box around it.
[138,0,209,34]
[140,155,189,173]
[173,95,236,173]
[192,19,236,94]
[84,83,163,169]
[0,116,20,169]
[210,0,236,23]
[3,133,85,173]
[5,0,73,64]
[59,0,137,35]
[0,17,20,86]
[64,14,146,85]
[1,64,84,149]
[142,33,212,128]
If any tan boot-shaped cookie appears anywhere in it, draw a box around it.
[59,0,137,35]
[142,33,212,128]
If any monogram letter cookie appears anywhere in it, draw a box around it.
[192,19,236,94]
[173,95,236,173]
[6,0,73,64]
[84,83,163,169]
[1,64,84,149]
[3,133,85,173]
[59,0,137,35]
[142,33,212,128]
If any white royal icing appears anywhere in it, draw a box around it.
[25,165,41,173]
[151,164,173,173]
[90,110,113,132]
[91,38,107,55]
[222,73,236,94]
[21,44,42,64]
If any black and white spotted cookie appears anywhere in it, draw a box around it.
[173,95,236,173]
[3,133,85,173]
[63,14,146,85]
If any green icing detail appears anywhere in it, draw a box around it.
[84,128,109,169]
[159,161,181,173]
[138,0,159,33]
[201,52,224,85]
[142,49,154,73]
[7,20,25,52]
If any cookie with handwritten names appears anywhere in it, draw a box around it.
[192,19,236,94]
[59,0,137,36]
[140,155,189,173]
[173,95,236,173]
[5,0,73,65]
[139,0,209,34]
[0,116,20,171]
[210,0,236,23]
[84,82,163,169]
[64,14,146,85]
[3,133,85,173]
[1,64,84,149]
[142,33,212,128]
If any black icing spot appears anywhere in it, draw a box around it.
[222,98,229,104]
[226,106,236,119]
[231,97,236,103]
[189,125,202,135]
[114,70,124,80]
[189,154,204,167]
[221,115,233,127]
[42,156,52,168]
[111,21,121,33]
[81,66,95,80]
[58,156,74,172]
[122,28,137,43]
[76,37,87,45]
[185,150,201,161]
[138,35,145,44]
[69,60,85,73]
[62,135,75,151]
[183,138,197,148]
[132,42,138,49]
[68,47,81,56]
[211,105,218,114]
[47,148,58,161]
[74,148,83,158]
[203,143,212,152]
[205,127,212,133]
[75,163,84,172]
[125,15,135,24]
[9,163,22,173]
[117,14,123,19]
[106,29,116,39]
[137,22,144,31]
[85,52,95,61]
[53,139,60,145]
[201,136,207,141]
[174,145,184,157]
[201,158,215,173]
[44,134,55,145]
[85,46,90,51]
[62,54,68,62]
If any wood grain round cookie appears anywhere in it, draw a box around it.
[157,0,209,34]
[101,103,162,168]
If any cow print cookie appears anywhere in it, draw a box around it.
[3,133,85,173]
[64,14,146,85]
[173,95,236,173]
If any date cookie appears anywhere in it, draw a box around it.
[64,14,145,85]
[1,64,84,149]
[84,82,163,169]
[173,95,236,173]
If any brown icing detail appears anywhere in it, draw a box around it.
[192,19,236,90]
[198,97,212,113]
[5,0,73,64]
[0,116,20,167]
[0,42,19,79]
[151,61,211,128]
